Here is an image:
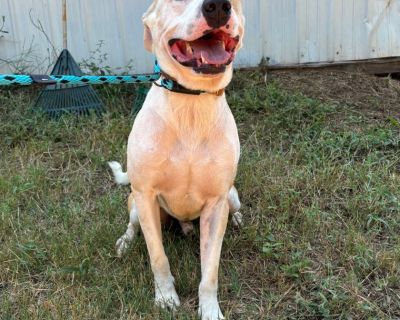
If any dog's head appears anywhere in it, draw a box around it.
[143,0,244,92]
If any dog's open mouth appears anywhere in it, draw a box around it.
[169,30,239,75]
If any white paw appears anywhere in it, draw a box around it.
[115,234,131,258]
[199,300,225,320]
[155,284,181,310]
[232,211,243,227]
[179,221,194,236]
[116,223,137,258]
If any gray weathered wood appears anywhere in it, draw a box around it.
[0,0,399,74]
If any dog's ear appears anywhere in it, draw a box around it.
[143,23,153,52]
[142,3,156,52]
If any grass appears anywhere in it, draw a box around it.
[1,70,399,319]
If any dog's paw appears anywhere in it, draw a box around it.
[198,301,225,320]
[116,222,137,257]
[155,285,181,310]
[115,234,132,258]
[232,211,243,227]
[179,221,194,236]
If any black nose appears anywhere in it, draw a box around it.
[202,0,232,29]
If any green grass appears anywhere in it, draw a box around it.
[1,71,399,319]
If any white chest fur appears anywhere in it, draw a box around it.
[127,86,240,220]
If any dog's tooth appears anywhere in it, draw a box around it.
[200,52,208,64]
[186,43,193,55]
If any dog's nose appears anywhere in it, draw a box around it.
[202,0,232,29]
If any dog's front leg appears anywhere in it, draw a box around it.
[198,196,230,320]
[135,192,180,309]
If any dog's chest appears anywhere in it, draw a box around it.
[128,94,240,219]
[162,135,237,192]
[155,137,237,219]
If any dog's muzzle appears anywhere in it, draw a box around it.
[169,30,239,75]
[202,0,232,29]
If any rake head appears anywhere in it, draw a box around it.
[33,49,105,118]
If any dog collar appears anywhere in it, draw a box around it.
[153,61,225,96]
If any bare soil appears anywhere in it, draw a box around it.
[269,69,400,119]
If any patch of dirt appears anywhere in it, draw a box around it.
[269,69,400,119]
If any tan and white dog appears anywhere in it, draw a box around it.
[109,1,245,319]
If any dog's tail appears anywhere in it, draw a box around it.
[108,161,130,186]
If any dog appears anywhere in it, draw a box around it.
[109,1,245,319]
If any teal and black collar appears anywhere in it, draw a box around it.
[154,76,204,95]
[154,61,225,96]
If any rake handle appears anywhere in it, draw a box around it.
[62,0,68,49]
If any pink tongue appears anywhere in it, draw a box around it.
[191,40,230,64]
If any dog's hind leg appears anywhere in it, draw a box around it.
[228,186,243,227]
[116,194,140,257]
